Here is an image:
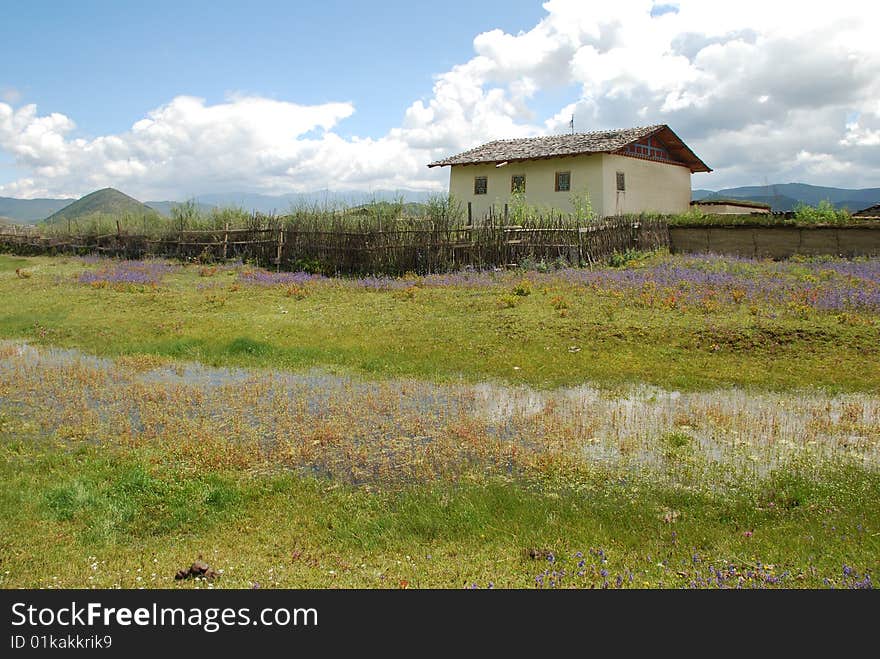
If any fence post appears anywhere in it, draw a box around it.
[467,202,472,225]
[276,225,284,272]
[576,213,583,266]
[223,223,229,260]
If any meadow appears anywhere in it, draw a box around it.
[0,251,877,588]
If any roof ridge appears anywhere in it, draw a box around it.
[480,124,665,145]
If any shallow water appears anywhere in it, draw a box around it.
[1,340,878,481]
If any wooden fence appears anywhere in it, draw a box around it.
[0,215,668,275]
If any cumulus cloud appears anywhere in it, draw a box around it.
[0,96,407,198]
[2,0,879,198]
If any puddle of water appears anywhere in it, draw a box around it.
[1,340,878,480]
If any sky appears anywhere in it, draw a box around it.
[0,0,878,200]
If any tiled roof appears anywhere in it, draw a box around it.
[853,204,880,217]
[428,124,711,173]
[691,198,772,210]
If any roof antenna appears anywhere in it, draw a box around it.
[569,114,575,135]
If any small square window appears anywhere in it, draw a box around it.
[616,171,626,192]
[511,175,526,193]
[555,171,571,192]
[474,176,487,195]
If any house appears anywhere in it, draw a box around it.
[853,204,880,219]
[427,124,711,221]
[690,199,771,214]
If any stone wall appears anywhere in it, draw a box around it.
[669,225,880,258]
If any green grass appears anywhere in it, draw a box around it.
[1,435,876,589]
[1,253,878,588]
[0,255,29,271]
[0,254,878,392]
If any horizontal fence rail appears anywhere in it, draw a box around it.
[0,214,669,275]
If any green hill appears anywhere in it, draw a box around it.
[43,188,163,228]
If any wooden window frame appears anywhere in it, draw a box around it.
[555,171,571,192]
[511,174,526,194]
[616,171,626,192]
[474,176,488,195]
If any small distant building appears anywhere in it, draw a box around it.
[690,199,772,215]
[428,124,711,221]
[853,204,880,219]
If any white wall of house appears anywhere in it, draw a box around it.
[448,154,605,221]
[600,154,692,217]
[447,153,691,221]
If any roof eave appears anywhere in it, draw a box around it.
[650,125,712,173]
[428,151,608,168]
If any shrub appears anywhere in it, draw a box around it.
[497,294,521,309]
[609,249,652,268]
[793,200,851,225]
[513,279,533,296]
[550,295,569,310]
[292,258,324,275]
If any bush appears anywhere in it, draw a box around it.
[609,249,647,268]
[793,200,851,225]
[292,258,324,275]
[550,295,569,310]
[512,279,533,296]
[497,294,520,309]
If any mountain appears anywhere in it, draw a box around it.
[691,189,716,201]
[0,189,441,222]
[0,196,75,222]
[692,183,880,211]
[43,188,162,226]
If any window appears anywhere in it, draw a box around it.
[616,171,626,192]
[555,171,571,192]
[474,176,487,195]
[511,175,526,193]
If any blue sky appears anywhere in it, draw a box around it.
[1,1,551,139]
[1,0,878,199]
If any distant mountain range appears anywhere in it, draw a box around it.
[1,189,437,224]
[0,196,75,223]
[43,188,161,227]
[692,183,880,211]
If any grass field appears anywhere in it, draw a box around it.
[0,252,877,588]
[1,252,879,392]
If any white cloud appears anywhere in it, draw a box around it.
[840,121,880,147]
[2,0,880,198]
